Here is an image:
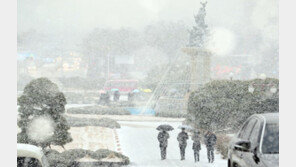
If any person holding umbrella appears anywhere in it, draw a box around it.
[192,130,201,162]
[156,124,174,160]
[177,127,189,160]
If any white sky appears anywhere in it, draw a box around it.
[17,0,278,58]
[18,0,272,34]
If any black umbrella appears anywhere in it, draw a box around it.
[156,124,174,131]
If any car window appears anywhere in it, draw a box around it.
[262,123,279,154]
[240,118,257,140]
[17,157,42,167]
[248,119,261,148]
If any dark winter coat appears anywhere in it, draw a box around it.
[113,91,120,101]
[192,133,201,151]
[204,133,217,148]
[158,131,170,148]
[177,131,189,147]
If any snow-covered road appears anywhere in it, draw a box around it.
[117,121,227,167]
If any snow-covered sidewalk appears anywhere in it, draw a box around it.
[51,126,116,152]
[117,121,227,167]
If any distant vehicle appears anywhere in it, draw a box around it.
[17,143,49,167]
[227,113,279,167]
[103,79,138,93]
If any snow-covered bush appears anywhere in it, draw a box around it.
[17,78,72,149]
[155,111,186,118]
[66,116,121,128]
[215,134,231,159]
[67,105,130,115]
[187,78,279,131]
[44,148,130,166]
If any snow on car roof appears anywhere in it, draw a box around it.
[257,113,279,124]
[17,143,44,161]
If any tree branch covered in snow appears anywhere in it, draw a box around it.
[18,78,73,149]
[187,78,279,132]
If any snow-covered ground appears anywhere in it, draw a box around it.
[66,114,184,122]
[117,121,227,167]
[51,126,116,152]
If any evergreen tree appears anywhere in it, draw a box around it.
[17,78,72,149]
[187,78,279,131]
[188,2,209,48]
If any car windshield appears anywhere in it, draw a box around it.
[262,123,279,154]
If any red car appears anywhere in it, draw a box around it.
[103,79,138,94]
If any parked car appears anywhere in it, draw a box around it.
[228,113,279,167]
[17,143,49,167]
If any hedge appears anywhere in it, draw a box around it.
[44,148,129,167]
[187,78,279,131]
[67,105,130,115]
[155,111,187,118]
[65,116,121,128]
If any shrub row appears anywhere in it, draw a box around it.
[187,78,279,131]
[44,148,129,167]
[67,106,130,115]
[65,116,121,128]
[215,134,232,159]
[155,111,187,118]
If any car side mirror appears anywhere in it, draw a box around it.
[234,140,251,152]
[252,146,260,164]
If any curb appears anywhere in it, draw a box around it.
[113,129,122,154]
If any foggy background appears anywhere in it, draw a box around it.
[17,0,278,90]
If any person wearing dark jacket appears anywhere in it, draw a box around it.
[157,130,170,160]
[204,131,217,163]
[113,90,120,102]
[177,128,189,160]
[99,92,110,105]
[192,131,201,162]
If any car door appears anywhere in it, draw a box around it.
[234,118,257,167]
[243,118,264,167]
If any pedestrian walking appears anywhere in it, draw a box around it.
[157,130,170,160]
[128,92,134,102]
[177,128,189,160]
[113,90,120,102]
[204,131,217,163]
[99,92,110,105]
[105,92,110,105]
[192,131,201,162]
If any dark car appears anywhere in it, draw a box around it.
[228,113,279,167]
